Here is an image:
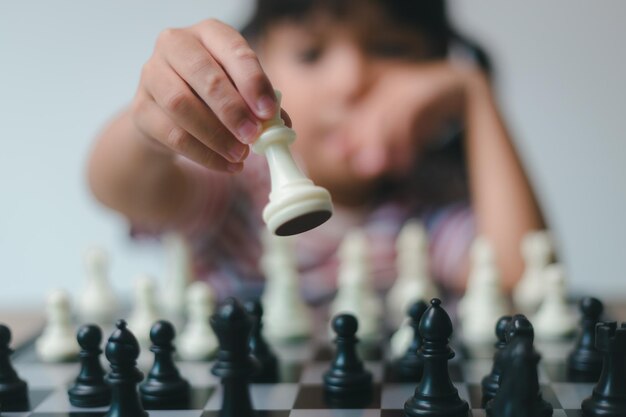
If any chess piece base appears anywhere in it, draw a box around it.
[265,182,332,236]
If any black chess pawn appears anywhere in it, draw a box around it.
[104,320,148,417]
[567,297,604,381]
[244,300,279,383]
[140,320,190,409]
[481,315,512,406]
[0,324,29,411]
[581,322,626,417]
[210,298,258,417]
[404,298,470,417]
[396,300,429,381]
[486,315,553,417]
[505,314,531,342]
[323,313,373,405]
[68,324,111,407]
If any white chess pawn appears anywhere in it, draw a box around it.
[161,233,192,319]
[36,289,79,362]
[390,318,413,359]
[251,90,333,236]
[127,274,160,347]
[386,220,438,328]
[78,246,119,326]
[460,261,508,345]
[514,230,554,313]
[457,236,508,344]
[458,236,498,320]
[534,263,576,340]
[177,281,218,360]
[260,234,312,342]
[330,229,383,341]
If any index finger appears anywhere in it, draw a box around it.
[193,19,278,120]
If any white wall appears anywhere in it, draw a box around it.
[1,1,624,307]
[450,1,626,298]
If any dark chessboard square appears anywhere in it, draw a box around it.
[565,410,584,417]
[381,409,407,417]
[142,386,215,410]
[466,383,562,410]
[293,384,381,409]
[201,411,290,417]
[2,389,53,412]
[383,362,462,383]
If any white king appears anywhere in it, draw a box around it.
[252,90,333,235]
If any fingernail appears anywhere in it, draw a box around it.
[238,119,260,144]
[256,95,276,117]
[228,144,249,162]
[226,162,243,173]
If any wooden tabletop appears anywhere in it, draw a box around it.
[0,309,45,348]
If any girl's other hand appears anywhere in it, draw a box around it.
[345,61,483,178]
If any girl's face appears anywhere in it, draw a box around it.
[259,6,433,205]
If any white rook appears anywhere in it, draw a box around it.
[252,91,333,236]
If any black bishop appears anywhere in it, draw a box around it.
[404,298,469,417]
[104,320,148,417]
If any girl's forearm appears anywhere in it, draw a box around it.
[87,109,191,228]
[464,72,545,291]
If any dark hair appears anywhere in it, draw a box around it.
[241,0,492,74]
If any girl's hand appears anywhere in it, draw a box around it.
[344,61,482,178]
[130,19,284,172]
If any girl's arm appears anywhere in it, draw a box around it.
[87,109,233,232]
[463,72,545,292]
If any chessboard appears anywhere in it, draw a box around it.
[3,312,598,417]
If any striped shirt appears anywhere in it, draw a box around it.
[131,139,476,303]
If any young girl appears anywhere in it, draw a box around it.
[88,0,544,302]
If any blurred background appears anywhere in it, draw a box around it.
[1,0,624,308]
